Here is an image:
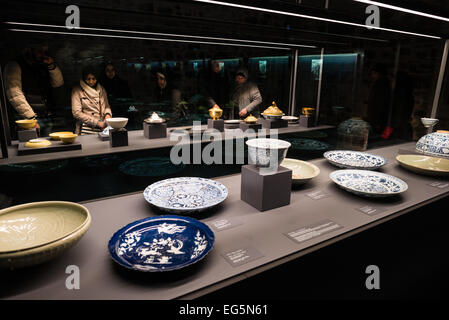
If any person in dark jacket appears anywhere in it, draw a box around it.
[4,45,64,136]
[367,63,392,134]
[152,69,181,111]
[199,60,231,109]
[99,62,132,101]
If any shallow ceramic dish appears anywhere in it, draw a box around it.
[416,130,449,158]
[224,120,241,124]
[286,138,330,152]
[119,157,186,177]
[59,133,78,144]
[15,119,37,130]
[282,116,299,123]
[143,177,228,213]
[24,138,52,148]
[280,158,320,185]
[50,131,73,140]
[106,117,129,129]
[0,201,91,269]
[396,154,449,176]
[246,138,291,167]
[329,169,408,198]
[324,150,386,170]
[108,215,214,272]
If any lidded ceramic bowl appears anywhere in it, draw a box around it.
[246,138,291,167]
[244,114,258,124]
[416,130,449,158]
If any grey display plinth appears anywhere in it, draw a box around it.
[241,164,292,212]
[239,122,262,132]
[208,119,224,132]
[18,129,37,142]
[299,115,314,127]
[110,129,128,147]
[98,132,109,141]
[259,118,288,129]
[143,122,167,139]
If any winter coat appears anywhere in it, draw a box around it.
[4,58,64,119]
[71,80,112,134]
[232,81,263,114]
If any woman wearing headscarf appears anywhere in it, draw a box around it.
[72,66,112,135]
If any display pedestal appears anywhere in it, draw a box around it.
[110,128,128,147]
[143,122,167,139]
[239,122,262,132]
[18,129,37,142]
[299,115,314,127]
[207,119,224,132]
[259,118,288,129]
[241,164,292,212]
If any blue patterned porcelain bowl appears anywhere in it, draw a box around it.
[246,138,291,167]
[416,130,449,159]
[108,215,214,272]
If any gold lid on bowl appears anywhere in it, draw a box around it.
[244,114,258,123]
[263,101,283,115]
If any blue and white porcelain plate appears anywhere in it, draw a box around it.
[329,169,408,197]
[323,150,386,170]
[108,215,214,272]
[143,177,228,213]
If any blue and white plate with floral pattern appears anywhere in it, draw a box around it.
[330,170,408,197]
[108,215,214,272]
[143,177,228,213]
[324,150,386,170]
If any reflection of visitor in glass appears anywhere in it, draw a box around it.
[152,69,181,112]
[4,44,64,136]
[367,63,391,135]
[99,62,132,100]
[231,68,262,118]
[200,60,231,112]
[72,66,112,135]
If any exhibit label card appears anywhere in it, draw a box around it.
[356,205,387,216]
[428,181,449,189]
[285,219,343,244]
[208,217,244,232]
[222,247,265,267]
[306,190,331,200]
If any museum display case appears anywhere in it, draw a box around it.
[0,0,448,301]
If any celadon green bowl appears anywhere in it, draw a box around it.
[396,154,449,176]
[0,201,91,269]
[280,158,320,185]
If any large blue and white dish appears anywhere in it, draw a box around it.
[108,215,214,272]
[323,150,386,170]
[416,131,449,159]
[143,177,228,213]
[329,169,408,198]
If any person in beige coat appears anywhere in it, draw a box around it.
[72,67,112,135]
[4,45,64,136]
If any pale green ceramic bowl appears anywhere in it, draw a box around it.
[281,158,320,185]
[0,201,91,269]
[396,154,449,176]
